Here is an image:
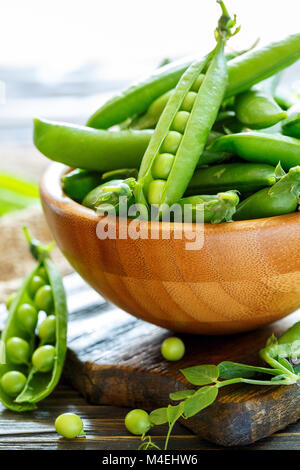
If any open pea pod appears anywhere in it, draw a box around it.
[0,229,67,411]
[0,265,41,411]
[15,258,67,404]
[135,2,238,213]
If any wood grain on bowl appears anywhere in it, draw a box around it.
[40,163,300,335]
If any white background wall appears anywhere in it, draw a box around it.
[1,0,300,149]
[2,0,300,78]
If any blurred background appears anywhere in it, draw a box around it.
[0,0,299,296]
[1,0,300,179]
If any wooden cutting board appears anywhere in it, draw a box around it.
[59,275,300,447]
[1,273,300,447]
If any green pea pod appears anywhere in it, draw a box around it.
[127,47,257,131]
[16,257,67,404]
[233,166,300,220]
[0,265,39,411]
[136,2,236,211]
[33,118,152,172]
[179,190,239,223]
[101,168,138,182]
[186,162,278,195]
[61,169,102,203]
[86,33,300,129]
[33,118,230,174]
[82,178,136,214]
[282,103,300,138]
[0,229,67,410]
[210,132,300,171]
[234,88,287,129]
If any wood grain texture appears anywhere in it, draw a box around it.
[2,383,300,450]
[1,274,300,450]
[61,291,300,447]
[40,163,300,334]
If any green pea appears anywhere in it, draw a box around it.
[5,293,17,311]
[34,285,53,313]
[38,315,56,344]
[6,337,30,365]
[32,345,56,372]
[125,409,151,435]
[161,337,185,361]
[172,111,190,133]
[29,275,45,297]
[147,179,166,205]
[38,267,48,281]
[0,371,27,397]
[55,413,85,439]
[160,131,182,154]
[152,153,174,180]
[17,304,38,332]
[191,73,204,92]
[181,91,197,112]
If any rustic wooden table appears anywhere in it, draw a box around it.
[1,273,300,451]
[1,383,300,450]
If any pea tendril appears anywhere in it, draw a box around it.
[138,332,300,450]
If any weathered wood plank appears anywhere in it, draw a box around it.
[1,273,300,449]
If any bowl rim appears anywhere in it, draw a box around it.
[40,162,300,233]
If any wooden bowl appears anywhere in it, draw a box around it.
[40,163,300,335]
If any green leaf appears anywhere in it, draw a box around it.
[183,385,218,418]
[180,365,219,385]
[218,361,282,379]
[149,407,168,426]
[169,389,195,401]
[167,403,184,425]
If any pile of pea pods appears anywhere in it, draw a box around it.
[34,2,300,223]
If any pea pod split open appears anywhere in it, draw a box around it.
[135,2,237,212]
[0,229,67,411]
